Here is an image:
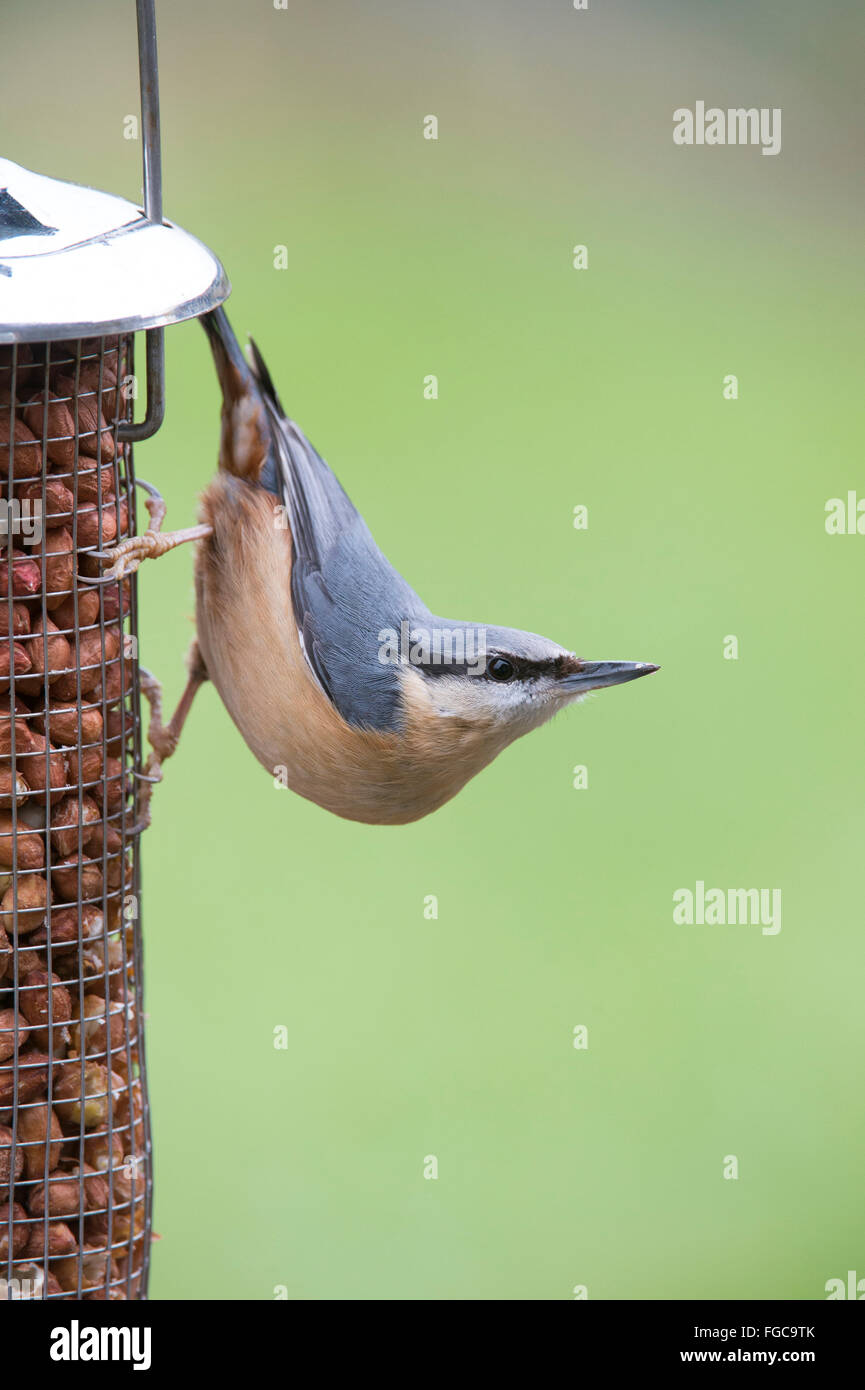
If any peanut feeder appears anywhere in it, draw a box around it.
[0,0,228,1300]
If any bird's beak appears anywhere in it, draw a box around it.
[560,660,660,693]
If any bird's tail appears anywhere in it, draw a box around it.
[201,305,255,397]
[200,307,345,519]
[200,306,272,484]
[247,335,286,418]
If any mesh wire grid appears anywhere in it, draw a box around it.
[0,335,152,1300]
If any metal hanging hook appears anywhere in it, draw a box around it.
[118,0,165,443]
[137,0,163,227]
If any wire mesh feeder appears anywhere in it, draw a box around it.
[0,1,228,1301]
[0,335,151,1300]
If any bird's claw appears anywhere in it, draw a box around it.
[77,531,164,586]
[147,724,179,765]
[76,475,170,585]
[130,757,164,833]
[104,530,169,582]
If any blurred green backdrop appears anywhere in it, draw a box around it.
[2,0,863,1300]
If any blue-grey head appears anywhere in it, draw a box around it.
[383,616,658,746]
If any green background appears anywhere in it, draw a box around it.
[2,0,863,1299]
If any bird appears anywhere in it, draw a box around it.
[99,307,659,825]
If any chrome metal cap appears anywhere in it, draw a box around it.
[0,158,230,344]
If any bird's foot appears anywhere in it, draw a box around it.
[139,667,175,762]
[95,529,175,582]
[134,653,208,826]
[124,652,209,831]
[133,756,163,833]
[82,477,212,584]
[94,523,213,583]
[130,667,167,830]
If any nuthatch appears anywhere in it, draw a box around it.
[101,308,658,825]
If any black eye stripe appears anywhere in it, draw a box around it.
[487,653,571,681]
[416,653,572,681]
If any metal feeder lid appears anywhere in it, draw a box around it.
[0,157,230,344]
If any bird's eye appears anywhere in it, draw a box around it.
[486,656,515,682]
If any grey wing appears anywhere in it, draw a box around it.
[264,409,428,731]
